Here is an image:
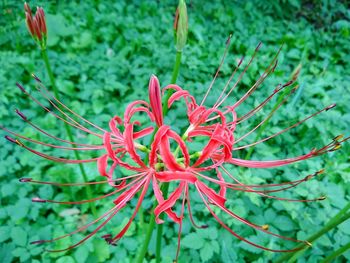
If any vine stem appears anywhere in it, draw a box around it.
[321,241,350,263]
[275,202,350,263]
[135,50,182,263]
[41,48,97,217]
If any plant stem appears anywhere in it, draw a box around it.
[155,50,182,263]
[136,50,183,263]
[135,202,157,263]
[275,203,350,263]
[162,51,182,115]
[321,241,350,263]
[41,49,97,217]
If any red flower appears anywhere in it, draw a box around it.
[3,43,348,259]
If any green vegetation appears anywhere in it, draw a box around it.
[1,1,349,262]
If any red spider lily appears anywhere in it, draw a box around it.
[3,41,349,260]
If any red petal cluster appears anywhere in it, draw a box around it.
[3,45,348,257]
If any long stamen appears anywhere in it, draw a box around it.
[14,109,107,146]
[213,56,244,108]
[2,125,107,151]
[235,83,289,124]
[33,78,108,133]
[175,191,186,262]
[233,85,297,144]
[17,82,103,138]
[17,140,99,163]
[200,34,232,106]
[20,172,146,186]
[219,44,283,110]
[30,206,118,245]
[186,185,207,229]
[233,103,337,150]
[214,42,267,109]
[197,188,309,252]
[31,177,143,205]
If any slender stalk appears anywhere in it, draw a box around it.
[41,49,97,217]
[155,184,170,263]
[135,50,183,263]
[275,203,350,263]
[321,241,350,263]
[135,203,157,263]
[162,51,182,115]
[156,50,182,263]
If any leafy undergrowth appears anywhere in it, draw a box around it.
[0,1,349,262]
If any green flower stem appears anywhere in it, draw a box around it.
[41,49,97,217]
[135,202,157,263]
[162,51,182,116]
[275,203,350,263]
[135,50,183,263]
[156,50,182,263]
[321,241,350,263]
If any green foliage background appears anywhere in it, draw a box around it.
[0,0,349,262]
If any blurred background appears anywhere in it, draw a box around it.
[0,0,349,262]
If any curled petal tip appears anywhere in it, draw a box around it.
[326,103,336,111]
[19,178,32,183]
[32,197,46,203]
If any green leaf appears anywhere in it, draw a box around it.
[56,256,76,263]
[182,232,205,249]
[200,242,214,262]
[10,227,27,247]
[11,247,30,262]
[0,226,10,242]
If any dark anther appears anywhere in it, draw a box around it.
[32,197,46,203]
[19,178,32,183]
[16,83,26,93]
[325,103,336,111]
[15,109,27,120]
[30,240,46,245]
[31,73,42,82]
[5,135,17,144]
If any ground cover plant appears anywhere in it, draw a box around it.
[0,1,349,262]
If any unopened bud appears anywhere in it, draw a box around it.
[174,0,188,51]
[317,196,326,201]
